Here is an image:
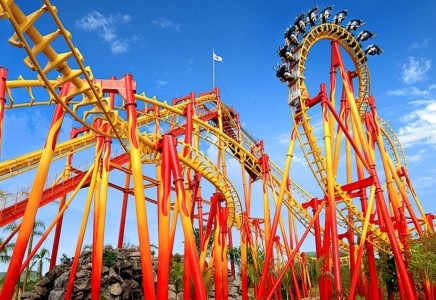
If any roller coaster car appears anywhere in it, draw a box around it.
[275,64,294,83]
[319,6,333,23]
[284,26,299,47]
[356,30,376,42]
[364,44,383,56]
[346,19,365,31]
[333,10,347,24]
[305,6,318,26]
[294,13,306,33]
[277,46,294,63]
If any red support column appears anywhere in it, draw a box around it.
[228,226,236,278]
[65,118,104,300]
[117,166,131,248]
[156,135,172,300]
[370,166,417,300]
[123,74,156,300]
[50,143,72,269]
[0,83,69,299]
[241,213,249,300]
[266,201,326,299]
[0,67,7,154]
[165,134,206,299]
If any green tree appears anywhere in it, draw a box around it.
[407,234,436,293]
[60,253,72,265]
[193,227,214,255]
[30,248,50,282]
[0,237,14,263]
[228,245,265,287]
[5,220,46,292]
[377,253,398,299]
[169,253,184,299]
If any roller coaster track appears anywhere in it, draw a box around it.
[0,1,434,299]
[0,0,316,241]
[0,81,315,231]
[272,9,434,297]
[287,22,430,252]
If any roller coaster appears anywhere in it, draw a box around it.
[0,1,434,299]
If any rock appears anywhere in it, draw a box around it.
[110,282,123,296]
[73,291,85,299]
[108,267,120,283]
[128,251,141,258]
[37,276,51,287]
[120,267,132,279]
[20,291,38,299]
[76,269,90,278]
[48,289,65,300]
[74,277,91,291]
[54,272,69,289]
[101,265,109,274]
[131,289,143,299]
[233,277,241,287]
[34,284,49,296]
[168,290,177,300]
[230,286,239,295]
[21,247,243,299]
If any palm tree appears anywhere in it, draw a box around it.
[30,248,50,282]
[5,219,46,292]
[0,237,14,263]
[3,222,21,300]
[24,220,46,291]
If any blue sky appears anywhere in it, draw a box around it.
[0,0,436,268]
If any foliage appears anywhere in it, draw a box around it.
[193,227,214,255]
[31,248,50,282]
[227,245,265,286]
[102,248,117,267]
[0,237,14,263]
[407,234,436,282]
[60,253,72,265]
[339,265,351,297]
[307,255,323,287]
[82,244,92,251]
[3,219,46,293]
[169,253,184,297]
[376,253,398,295]
[172,253,183,263]
[150,244,158,257]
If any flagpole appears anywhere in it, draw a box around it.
[212,49,215,88]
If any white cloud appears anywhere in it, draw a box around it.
[110,40,129,54]
[275,133,290,145]
[401,56,431,84]
[397,100,436,148]
[156,80,168,89]
[410,175,436,193]
[76,11,132,54]
[151,18,181,32]
[387,86,430,97]
[405,149,426,163]
[409,39,429,50]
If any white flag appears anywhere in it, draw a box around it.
[213,52,223,62]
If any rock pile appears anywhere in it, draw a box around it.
[20,246,243,300]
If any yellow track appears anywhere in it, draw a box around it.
[291,23,394,251]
